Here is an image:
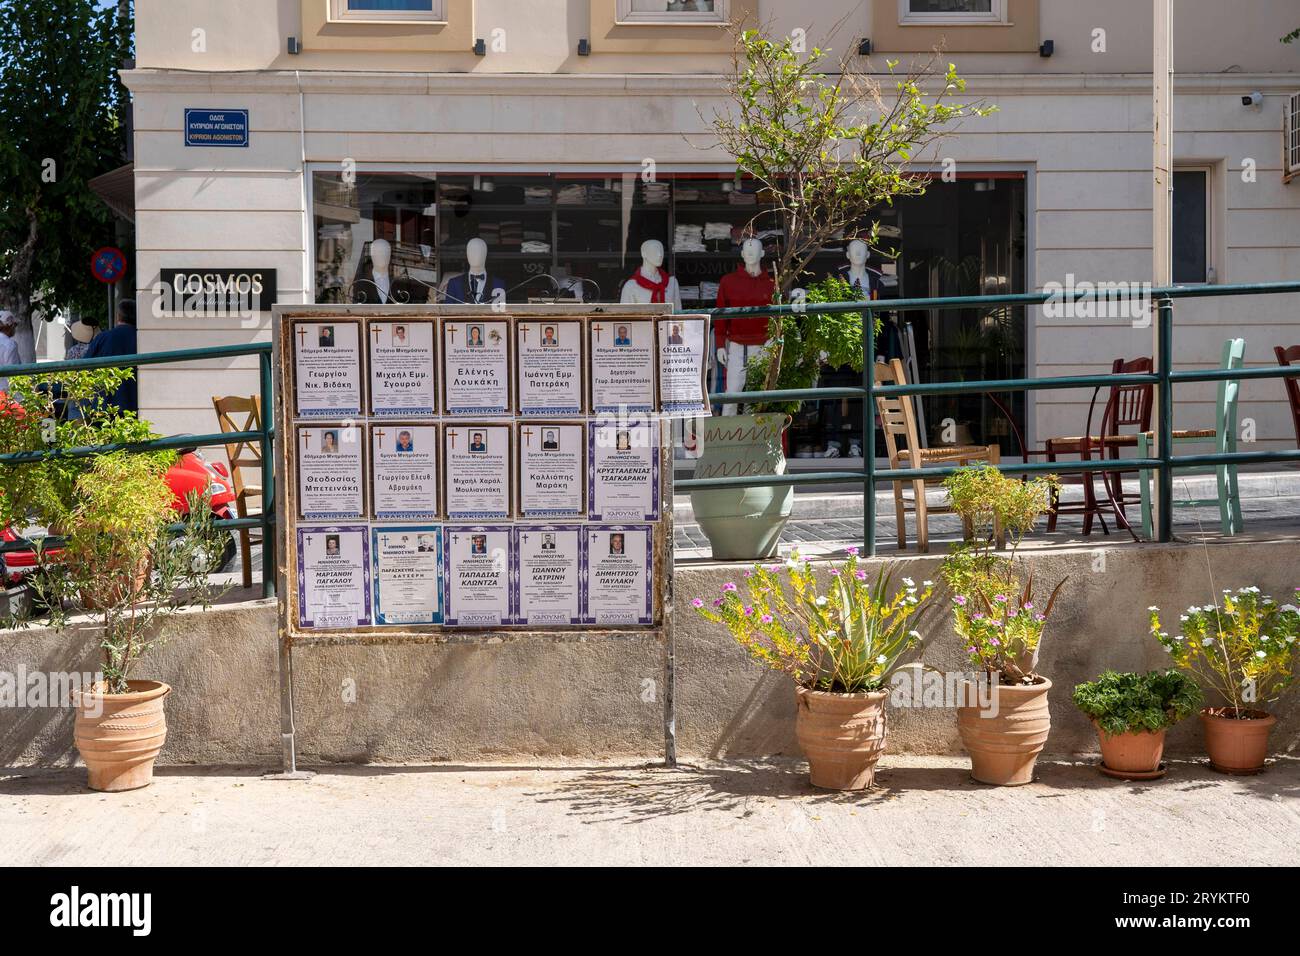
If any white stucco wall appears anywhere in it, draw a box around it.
[125,0,1300,447]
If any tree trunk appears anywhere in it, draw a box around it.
[0,208,40,364]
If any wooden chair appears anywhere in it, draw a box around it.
[1090,356,1155,534]
[1137,338,1244,537]
[874,358,1003,553]
[1039,378,1110,535]
[213,395,264,588]
[1275,345,1300,448]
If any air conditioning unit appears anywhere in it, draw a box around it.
[1286,92,1300,183]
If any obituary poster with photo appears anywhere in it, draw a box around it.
[656,316,710,417]
[371,525,443,626]
[588,417,660,522]
[369,319,437,416]
[444,423,511,519]
[583,525,653,626]
[296,424,365,520]
[370,423,438,521]
[297,525,371,629]
[516,318,584,416]
[443,525,515,626]
[517,422,584,519]
[513,525,582,626]
[293,320,362,418]
[589,318,655,413]
[443,318,510,416]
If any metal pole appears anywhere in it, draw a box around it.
[863,309,877,556]
[1157,298,1175,542]
[1152,0,1174,528]
[259,349,276,599]
[661,420,677,768]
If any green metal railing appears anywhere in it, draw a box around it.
[681,280,1300,556]
[0,342,276,597]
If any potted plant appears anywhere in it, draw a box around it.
[939,465,1064,785]
[20,451,225,792]
[1072,670,1202,779]
[693,29,991,561]
[693,549,934,790]
[1150,588,1299,773]
[691,276,868,558]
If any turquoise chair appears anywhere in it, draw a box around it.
[1138,338,1244,537]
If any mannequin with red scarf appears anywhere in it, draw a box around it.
[620,239,682,310]
[714,237,774,414]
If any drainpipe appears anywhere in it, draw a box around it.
[1152,0,1173,537]
[297,71,310,307]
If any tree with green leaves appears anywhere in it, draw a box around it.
[0,0,132,362]
[709,27,994,393]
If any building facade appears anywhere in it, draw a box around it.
[126,0,1300,458]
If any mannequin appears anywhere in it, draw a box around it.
[714,237,775,415]
[444,237,506,305]
[839,239,881,299]
[620,239,682,310]
[352,238,427,304]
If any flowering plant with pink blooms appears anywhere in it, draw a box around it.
[692,549,934,693]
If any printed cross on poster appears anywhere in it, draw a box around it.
[591,323,603,342]
[446,325,458,344]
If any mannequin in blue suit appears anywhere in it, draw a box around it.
[443,237,506,305]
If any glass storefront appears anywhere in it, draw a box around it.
[312,169,1027,456]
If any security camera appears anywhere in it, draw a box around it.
[1242,91,1264,108]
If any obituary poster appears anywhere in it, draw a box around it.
[296,424,365,520]
[588,417,660,522]
[297,525,371,629]
[513,525,583,626]
[589,318,655,413]
[656,316,710,416]
[371,525,443,626]
[443,318,510,416]
[369,319,437,416]
[370,423,438,521]
[583,525,653,626]
[517,422,584,519]
[444,525,515,626]
[293,320,362,418]
[516,318,584,416]
[444,423,512,519]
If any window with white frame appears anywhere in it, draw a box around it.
[616,1,729,25]
[899,0,1006,24]
[328,0,446,24]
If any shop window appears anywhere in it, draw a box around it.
[1172,168,1211,284]
[616,0,729,25]
[899,0,1004,24]
[328,0,446,23]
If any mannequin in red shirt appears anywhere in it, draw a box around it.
[714,238,775,413]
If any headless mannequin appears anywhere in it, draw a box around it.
[620,239,682,310]
[715,238,773,415]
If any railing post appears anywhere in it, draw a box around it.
[863,308,876,557]
[1156,297,1174,542]
[260,349,276,598]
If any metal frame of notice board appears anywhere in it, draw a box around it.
[272,303,702,776]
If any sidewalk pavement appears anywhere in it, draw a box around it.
[3,757,1297,866]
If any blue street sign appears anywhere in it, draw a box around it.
[184,109,250,148]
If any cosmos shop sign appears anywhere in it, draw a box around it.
[158,268,278,315]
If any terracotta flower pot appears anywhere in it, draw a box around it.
[1200,707,1276,774]
[795,686,888,790]
[957,678,1052,786]
[73,680,171,792]
[1093,723,1166,777]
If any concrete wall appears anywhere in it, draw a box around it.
[4,538,1299,767]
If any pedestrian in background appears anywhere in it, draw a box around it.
[85,299,138,414]
[0,310,21,393]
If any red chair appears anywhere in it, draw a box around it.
[1275,345,1300,447]
[1091,357,1154,535]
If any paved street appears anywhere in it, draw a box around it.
[3,757,1297,866]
